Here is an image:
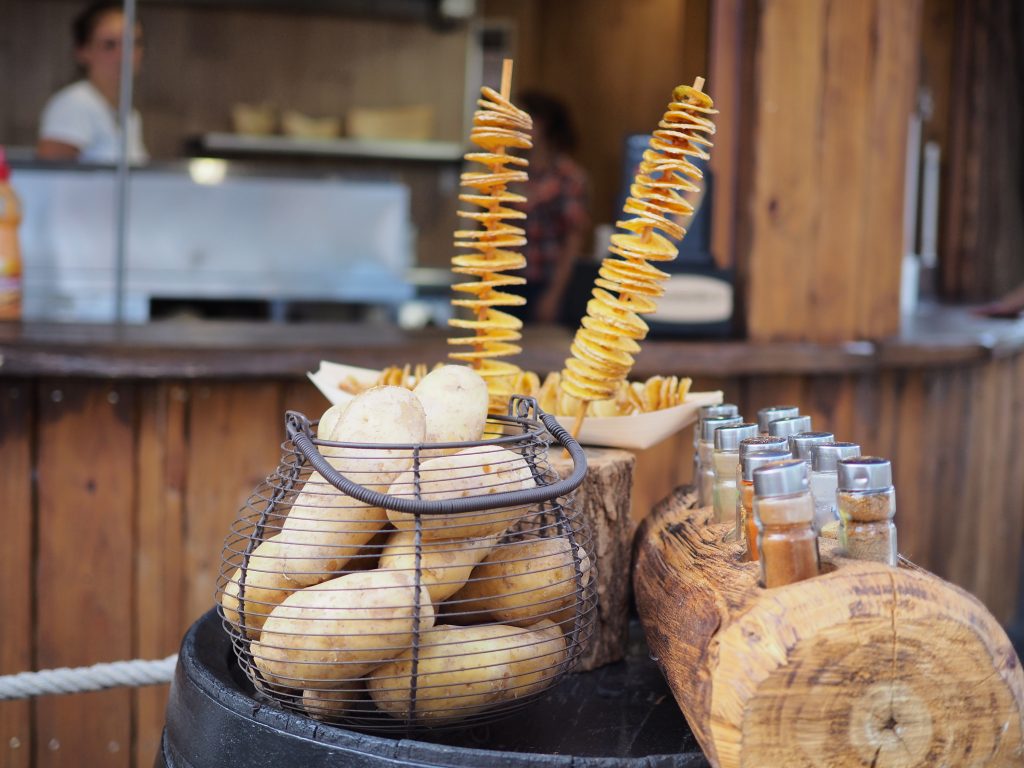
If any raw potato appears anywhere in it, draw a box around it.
[219,473,389,637]
[272,472,388,580]
[221,538,299,637]
[328,386,426,492]
[367,620,567,723]
[317,403,349,441]
[386,446,537,539]
[413,365,489,445]
[447,536,591,628]
[302,685,369,721]
[317,403,350,460]
[378,531,499,604]
[252,569,435,689]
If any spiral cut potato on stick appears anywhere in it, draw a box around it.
[447,61,534,414]
[560,77,715,431]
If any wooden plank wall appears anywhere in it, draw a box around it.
[742,0,922,342]
[0,382,32,768]
[0,379,325,768]
[938,0,1024,302]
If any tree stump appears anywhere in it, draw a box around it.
[633,489,1024,768]
[551,447,634,671]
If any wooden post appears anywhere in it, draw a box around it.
[739,0,922,342]
[550,447,634,671]
[634,491,1024,768]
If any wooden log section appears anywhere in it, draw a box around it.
[551,447,634,671]
[634,490,1024,768]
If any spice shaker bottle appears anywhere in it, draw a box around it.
[767,414,812,440]
[756,405,799,435]
[698,415,743,507]
[788,431,835,465]
[753,459,819,587]
[837,457,897,566]
[694,403,739,486]
[738,445,791,560]
[810,442,861,531]
[711,422,758,524]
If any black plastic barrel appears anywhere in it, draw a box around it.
[157,609,709,768]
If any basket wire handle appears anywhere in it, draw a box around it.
[284,401,587,514]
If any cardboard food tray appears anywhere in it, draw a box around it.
[308,361,723,451]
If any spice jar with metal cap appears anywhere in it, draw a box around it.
[757,405,799,435]
[738,444,790,560]
[698,415,743,507]
[837,457,897,566]
[788,431,835,465]
[767,414,812,440]
[712,422,759,524]
[810,442,861,531]
[753,459,819,587]
[693,403,739,485]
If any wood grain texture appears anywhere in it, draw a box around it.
[183,382,283,626]
[280,379,332,424]
[634,495,1024,768]
[4,308,1024,379]
[919,0,955,292]
[858,0,921,339]
[707,0,745,269]
[939,0,1024,301]
[134,383,188,768]
[0,382,32,768]
[34,380,135,768]
[744,0,826,341]
[551,448,635,670]
[745,0,921,342]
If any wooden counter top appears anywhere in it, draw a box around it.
[0,304,1021,379]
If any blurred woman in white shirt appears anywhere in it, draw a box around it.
[37,1,148,163]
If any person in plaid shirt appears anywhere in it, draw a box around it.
[515,93,590,324]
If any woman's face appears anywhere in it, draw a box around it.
[75,11,143,86]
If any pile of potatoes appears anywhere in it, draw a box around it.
[219,365,592,726]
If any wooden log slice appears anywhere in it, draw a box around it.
[634,488,1024,768]
[551,447,634,671]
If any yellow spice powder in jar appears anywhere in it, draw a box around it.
[713,423,758,525]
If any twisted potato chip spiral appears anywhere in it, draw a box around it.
[447,86,533,413]
[560,81,716,404]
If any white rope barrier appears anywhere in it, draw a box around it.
[0,656,177,700]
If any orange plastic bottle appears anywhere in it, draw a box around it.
[0,147,23,320]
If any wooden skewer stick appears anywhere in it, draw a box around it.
[570,403,588,441]
[693,75,705,91]
[500,58,514,101]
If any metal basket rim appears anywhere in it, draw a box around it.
[285,397,587,516]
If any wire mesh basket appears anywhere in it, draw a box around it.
[216,396,596,732]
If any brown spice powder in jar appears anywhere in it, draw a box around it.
[760,526,819,588]
[754,484,819,587]
[838,490,896,565]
